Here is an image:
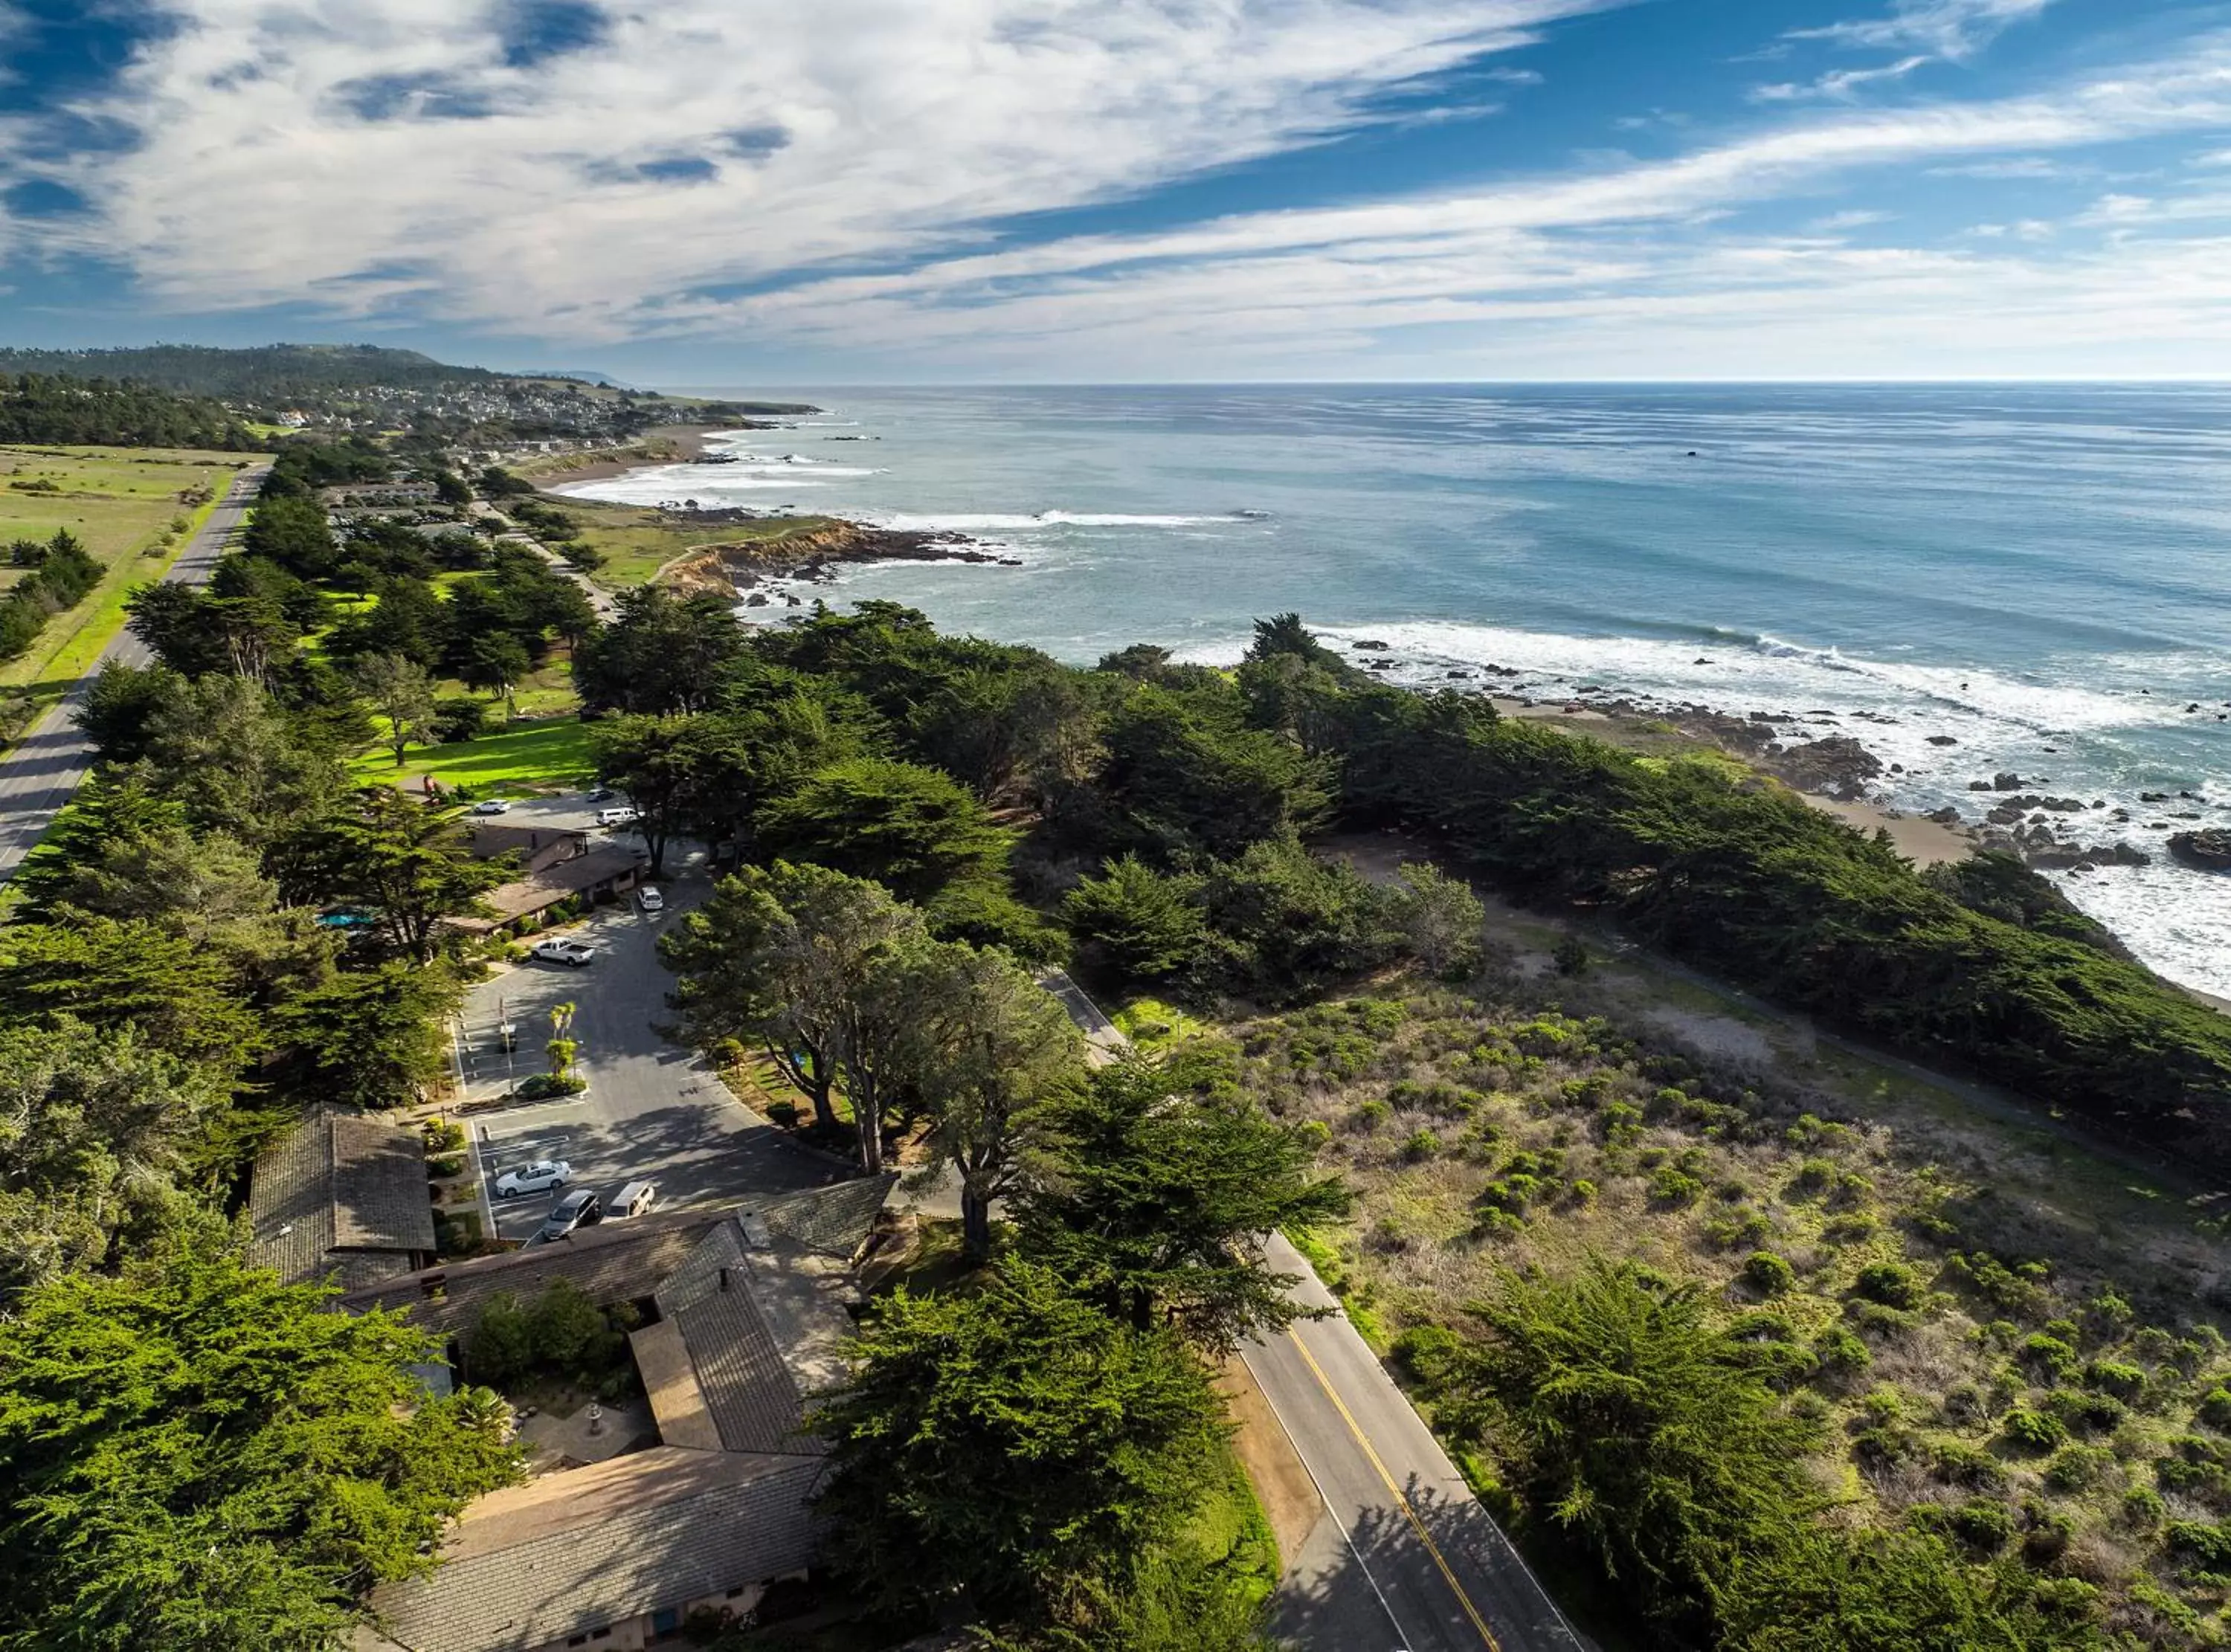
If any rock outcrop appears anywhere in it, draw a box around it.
[2170,830,2231,872]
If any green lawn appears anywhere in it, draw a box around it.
[0,444,248,746]
[351,715,596,796]
[532,496,837,590]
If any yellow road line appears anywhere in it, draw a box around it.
[1287,1328,1503,1651]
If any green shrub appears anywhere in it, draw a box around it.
[2123,1486,2167,1530]
[1647,1167,1704,1208]
[1400,1129,1441,1162]
[2168,1520,2231,1569]
[1852,1261,1922,1311]
[514,1072,586,1101]
[1930,1439,2006,1491]
[1352,1098,1391,1130]
[2084,1358,2145,1400]
[1704,1208,1774,1251]
[2045,1387,2126,1436]
[2198,1387,2231,1431]
[2000,1407,2067,1453]
[2017,1333,2081,1381]
[1788,1158,1838,1196]
[1812,1326,1871,1381]
[1742,1251,1795,1295]
[1391,1323,1467,1393]
[1948,1499,2015,1553]
[2043,1445,2112,1493]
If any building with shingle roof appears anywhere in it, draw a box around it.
[248,1111,436,1290]
[356,1175,895,1652]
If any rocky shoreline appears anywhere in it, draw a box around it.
[1340,639,2223,877]
[660,517,1023,606]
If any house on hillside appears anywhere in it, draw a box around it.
[347,1176,897,1652]
[247,1110,436,1290]
[452,823,644,937]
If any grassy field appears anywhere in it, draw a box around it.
[0,443,248,741]
[350,715,596,796]
[532,495,837,590]
[1205,918,2231,1642]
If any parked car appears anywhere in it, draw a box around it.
[610,1180,659,1219]
[596,805,640,827]
[529,938,596,967]
[586,786,616,802]
[637,885,665,914]
[470,799,511,816]
[537,1188,602,1242]
[494,1159,572,1198]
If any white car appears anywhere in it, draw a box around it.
[596,805,640,827]
[495,1159,573,1198]
[529,938,596,967]
[471,799,511,816]
[610,1180,659,1219]
[637,886,665,914]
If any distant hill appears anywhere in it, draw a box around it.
[517,369,634,388]
[0,344,502,401]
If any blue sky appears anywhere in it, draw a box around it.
[3,0,2230,381]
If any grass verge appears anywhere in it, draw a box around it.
[350,715,596,795]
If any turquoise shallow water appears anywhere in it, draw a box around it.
[560,383,2231,993]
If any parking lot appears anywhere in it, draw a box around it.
[455,825,837,1242]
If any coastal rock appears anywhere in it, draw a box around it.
[1926,807,1964,825]
[2140,791,2172,802]
[658,519,1023,598]
[1968,781,1995,792]
[2169,830,2231,871]
[1352,639,1390,651]
[1927,735,1958,746]
[1445,670,1472,680]
[1992,772,2024,791]
[1766,735,1884,801]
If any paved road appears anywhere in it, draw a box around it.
[0,464,269,883]
[457,825,838,1241]
[1034,975,1582,1651]
[1244,1233,1585,1652]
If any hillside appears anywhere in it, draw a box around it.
[0,344,500,400]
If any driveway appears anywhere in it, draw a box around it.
[458,854,838,1242]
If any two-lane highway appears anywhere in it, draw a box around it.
[0,463,270,883]
[1244,1232,1586,1651]
[1243,1232,1585,1651]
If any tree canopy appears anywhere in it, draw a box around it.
[1014,1053,1351,1352]
[0,1237,519,1651]
[810,1262,1229,1626]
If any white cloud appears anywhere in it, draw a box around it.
[629,34,2231,372]
[1753,55,1929,103]
[1810,208,1893,230]
[1928,155,2069,177]
[4,0,1613,326]
[1789,0,2058,63]
[9,0,2231,378]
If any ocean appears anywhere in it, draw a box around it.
[554,383,2231,996]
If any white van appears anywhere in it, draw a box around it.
[610,1180,659,1219]
[596,805,640,827]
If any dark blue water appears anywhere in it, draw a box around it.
[563,384,2231,990]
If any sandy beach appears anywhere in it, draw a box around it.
[513,423,725,486]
